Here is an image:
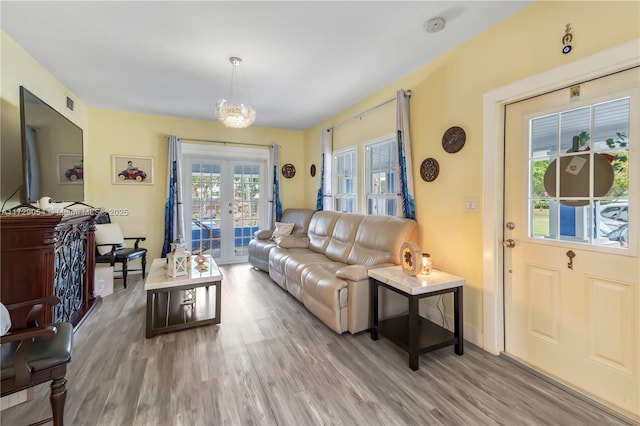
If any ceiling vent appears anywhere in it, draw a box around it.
[66,95,74,111]
[425,17,446,33]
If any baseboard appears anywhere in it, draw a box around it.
[419,301,484,348]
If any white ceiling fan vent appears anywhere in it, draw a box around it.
[66,95,74,111]
[425,17,446,33]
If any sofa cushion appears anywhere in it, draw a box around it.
[347,215,418,266]
[275,235,309,249]
[307,211,340,253]
[254,229,273,240]
[280,209,316,236]
[324,214,363,263]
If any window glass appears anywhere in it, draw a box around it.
[365,138,398,216]
[333,147,357,213]
[528,97,630,249]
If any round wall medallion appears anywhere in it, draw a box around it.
[442,126,466,153]
[282,163,296,178]
[420,158,439,182]
[310,164,316,177]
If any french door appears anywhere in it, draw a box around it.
[503,67,639,417]
[183,146,267,264]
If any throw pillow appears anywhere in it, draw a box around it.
[95,223,125,255]
[271,222,295,240]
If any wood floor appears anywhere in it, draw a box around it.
[2,263,630,426]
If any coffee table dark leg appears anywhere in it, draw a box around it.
[370,278,379,340]
[454,287,464,355]
[145,291,154,338]
[408,296,419,370]
[215,280,222,324]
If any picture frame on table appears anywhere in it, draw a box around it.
[112,155,154,185]
[57,153,83,184]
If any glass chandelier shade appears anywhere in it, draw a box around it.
[216,57,256,129]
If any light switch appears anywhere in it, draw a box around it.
[464,198,478,212]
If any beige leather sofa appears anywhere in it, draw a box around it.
[250,210,419,334]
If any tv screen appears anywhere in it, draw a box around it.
[20,86,84,203]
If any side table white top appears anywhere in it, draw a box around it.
[144,255,222,291]
[368,266,464,295]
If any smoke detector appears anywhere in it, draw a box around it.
[425,17,446,33]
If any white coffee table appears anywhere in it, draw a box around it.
[144,255,222,338]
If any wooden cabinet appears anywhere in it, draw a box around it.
[1,210,100,328]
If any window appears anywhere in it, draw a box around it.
[365,136,398,216]
[528,97,631,248]
[333,147,357,212]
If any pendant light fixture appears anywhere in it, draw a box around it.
[216,56,256,128]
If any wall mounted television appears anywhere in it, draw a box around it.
[20,86,84,203]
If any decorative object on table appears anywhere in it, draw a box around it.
[310,164,316,177]
[170,235,187,253]
[167,248,189,278]
[195,253,208,272]
[282,163,296,178]
[215,57,256,129]
[442,126,466,153]
[38,196,54,212]
[420,158,440,182]
[400,241,422,276]
[57,153,83,184]
[420,253,433,276]
[112,155,154,185]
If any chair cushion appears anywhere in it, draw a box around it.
[95,223,125,255]
[95,247,147,263]
[1,322,73,381]
[0,303,10,336]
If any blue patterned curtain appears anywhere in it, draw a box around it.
[268,144,282,227]
[162,135,185,256]
[396,89,416,220]
[316,128,333,210]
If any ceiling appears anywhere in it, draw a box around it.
[2,1,531,131]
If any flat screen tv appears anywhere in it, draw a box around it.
[20,86,84,203]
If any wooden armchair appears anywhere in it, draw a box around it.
[95,212,147,288]
[0,296,73,426]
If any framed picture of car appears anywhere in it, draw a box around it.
[58,153,83,184]
[111,155,154,185]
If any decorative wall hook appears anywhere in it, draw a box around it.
[562,23,573,54]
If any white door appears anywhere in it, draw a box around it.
[185,153,266,264]
[504,67,639,417]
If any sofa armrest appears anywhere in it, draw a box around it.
[275,235,309,249]
[254,229,273,240]
[336,263,396,282]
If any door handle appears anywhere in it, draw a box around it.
[502,239,516,248]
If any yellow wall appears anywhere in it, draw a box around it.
[2,1,638,334]
[87,108,305,259]
[1,30,89,207]
[303,1,640,333]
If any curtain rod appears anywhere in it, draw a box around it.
[178,137,270,148]
[333,89,411,129]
